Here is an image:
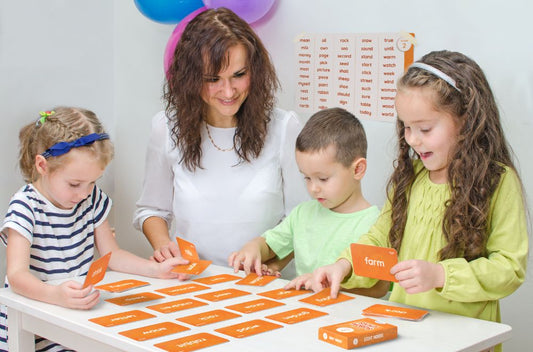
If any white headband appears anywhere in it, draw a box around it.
[409,62,461,92]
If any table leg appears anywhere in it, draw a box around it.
[7,307,34,352]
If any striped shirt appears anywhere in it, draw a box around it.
[0,183,111,352]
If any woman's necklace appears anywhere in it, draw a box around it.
[205,122,235,152]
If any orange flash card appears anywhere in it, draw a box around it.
[177,309,241,327]
[193,274,242,285]
[105,292,164,306]
[362,304,429,321]
[235,273,277,286]
[195,288,251,302]
[257,288,312,300]
[266,307,328,324]
[95,279,149,293]
[318,318,397,349]
[351,243,398,282]
[215,319,283,338]
[225,298,285,314]
[89,309,155,327]
[146,298,208,313]
[119,321,189,341]
[177,237,200,261]
[156,283,210,296]
[154,332,229,352]
[171,237,212,275]
[299,288,354,307]
[172,260,212,275]
[82,252,111,288]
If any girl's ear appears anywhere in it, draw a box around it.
[35,155,48,176]
[352,157,367,180]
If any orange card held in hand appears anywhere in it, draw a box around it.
[351,243,398,282]
[83,252,111,288]
[299,287,354,307]
[171,237,212,275]
[215,319,283,338]
[362,304,429,321]
[154,332,229,352]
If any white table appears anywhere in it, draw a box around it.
[0,265,511,352]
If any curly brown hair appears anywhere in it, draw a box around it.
[163,7,279,171]
[388,50,518,261]
[19,106,113,183]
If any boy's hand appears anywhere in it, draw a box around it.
[152,240,181,263]
[228,238,264,276]
[261,263,282,277]
[54,281,100,310]
[391,259,444,294]
[284,273,313,291]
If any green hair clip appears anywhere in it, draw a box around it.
[36,110,55,126]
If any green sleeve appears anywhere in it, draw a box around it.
[438,168,528,302]
[262,204,299,260]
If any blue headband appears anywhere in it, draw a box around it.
[41,133,109,158]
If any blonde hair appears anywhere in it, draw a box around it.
[19,106,114,183]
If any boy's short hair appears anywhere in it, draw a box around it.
[296,107,367,167]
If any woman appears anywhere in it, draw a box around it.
[133,8,308,266]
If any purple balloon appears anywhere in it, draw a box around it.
[202,0,276,23]
[164,7,207,75]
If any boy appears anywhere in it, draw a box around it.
[228,107,389,298]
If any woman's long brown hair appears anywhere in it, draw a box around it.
[164,7,279,171]
[388,50,518,261]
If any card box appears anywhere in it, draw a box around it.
[318,318,397,349]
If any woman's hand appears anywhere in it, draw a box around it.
[152,240,182,263]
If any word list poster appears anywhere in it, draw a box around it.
[295,32,414,122]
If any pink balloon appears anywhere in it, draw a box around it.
[164,6,207,76]
[202,0,276,24]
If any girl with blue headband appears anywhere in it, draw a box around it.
[0,106,188,351]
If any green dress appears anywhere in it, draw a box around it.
[340,161,528,334]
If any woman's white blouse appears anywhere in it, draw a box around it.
[133,108,309,265]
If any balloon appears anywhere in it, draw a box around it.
[134,0,204,24]
[164,7,207,75]
[202,0,276,24]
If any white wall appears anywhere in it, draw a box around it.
[1,0,532,350]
